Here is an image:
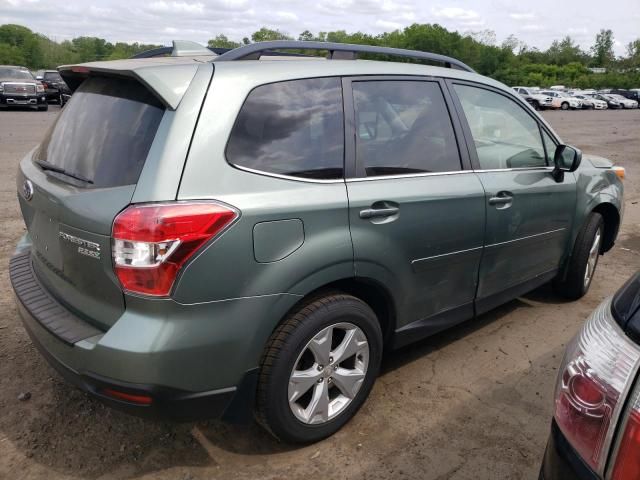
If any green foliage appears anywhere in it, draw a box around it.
[0,24,159,68]
[1,23,638,89]
[591,29,615,67]
[208,34,241,49]
[250,28,291,43]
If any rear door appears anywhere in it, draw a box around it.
[17,76,166,329]
[344,77,486,340]
[449,81,577,313]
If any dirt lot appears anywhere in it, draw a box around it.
[0,106,639,480]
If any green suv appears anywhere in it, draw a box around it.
[10,41,624,443]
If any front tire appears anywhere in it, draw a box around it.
[255,293,383,443]
[561,102,569,110]
[554,213,604,300]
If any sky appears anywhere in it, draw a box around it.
[1,0,639,56]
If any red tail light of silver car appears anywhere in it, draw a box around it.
[553,299,640,475]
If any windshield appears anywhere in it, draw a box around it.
[35,76,165,188]
[0,67,33,80]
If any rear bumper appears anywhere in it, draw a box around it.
[9,244,294,422]
[540,420,600,480]
[18,304,240,421]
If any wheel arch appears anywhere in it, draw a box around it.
[592,202,620,253]
[277,276,397,348]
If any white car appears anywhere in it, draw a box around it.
[573,94,608,110]
[607,94,639,109]
[541,90,582,110]
[512,86,554,110]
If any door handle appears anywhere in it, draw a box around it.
[359,207,400,219]
[488,192,513,207]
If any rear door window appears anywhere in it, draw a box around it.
[35,76,164,188]
[226,77,344,180]
[352,80,461,177]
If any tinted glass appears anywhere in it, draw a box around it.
[44,72,63,82]
[226,77,344,180]
[36,77,164,188]
[352,81,461,177]
[454,84,546,170]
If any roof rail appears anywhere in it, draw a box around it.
[213,41,475,72]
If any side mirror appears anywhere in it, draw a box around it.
[552,144,582,182]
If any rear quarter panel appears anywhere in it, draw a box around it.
[174,65,354,305]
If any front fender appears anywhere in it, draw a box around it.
[567,167,623,258]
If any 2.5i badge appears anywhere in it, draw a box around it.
[59,231,101,260]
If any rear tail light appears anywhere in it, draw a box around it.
[112,202,238,297]
[611,397,640,479]
[553,298,640,474]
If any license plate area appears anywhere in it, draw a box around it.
[30,210,63,270]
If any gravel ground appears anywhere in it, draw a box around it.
[0,106,639,480]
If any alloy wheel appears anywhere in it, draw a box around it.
[288,322,369,425]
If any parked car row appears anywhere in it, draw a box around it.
[513,85,639,111]
[0,65,71,111]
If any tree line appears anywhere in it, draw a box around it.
[1,23,639,88]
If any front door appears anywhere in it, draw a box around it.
[344,77,486,342]
[450,82,577,313]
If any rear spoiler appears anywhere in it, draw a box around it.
[58,62,202,110]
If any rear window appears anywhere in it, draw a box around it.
[35,76,164,188]
[226,77,344,180]
[44,72,63,82]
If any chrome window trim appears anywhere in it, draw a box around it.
[232,164,555,184]
[346,166,554,182]
[230,164,345,184]
[474,166,554,173]
[346,170,474,182]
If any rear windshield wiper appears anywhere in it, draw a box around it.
[34,159,94,185]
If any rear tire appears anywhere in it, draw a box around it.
[554,213,604,300]
[255,293,382,443]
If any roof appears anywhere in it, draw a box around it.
[58,56,516,111]
[210,58,507,91]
